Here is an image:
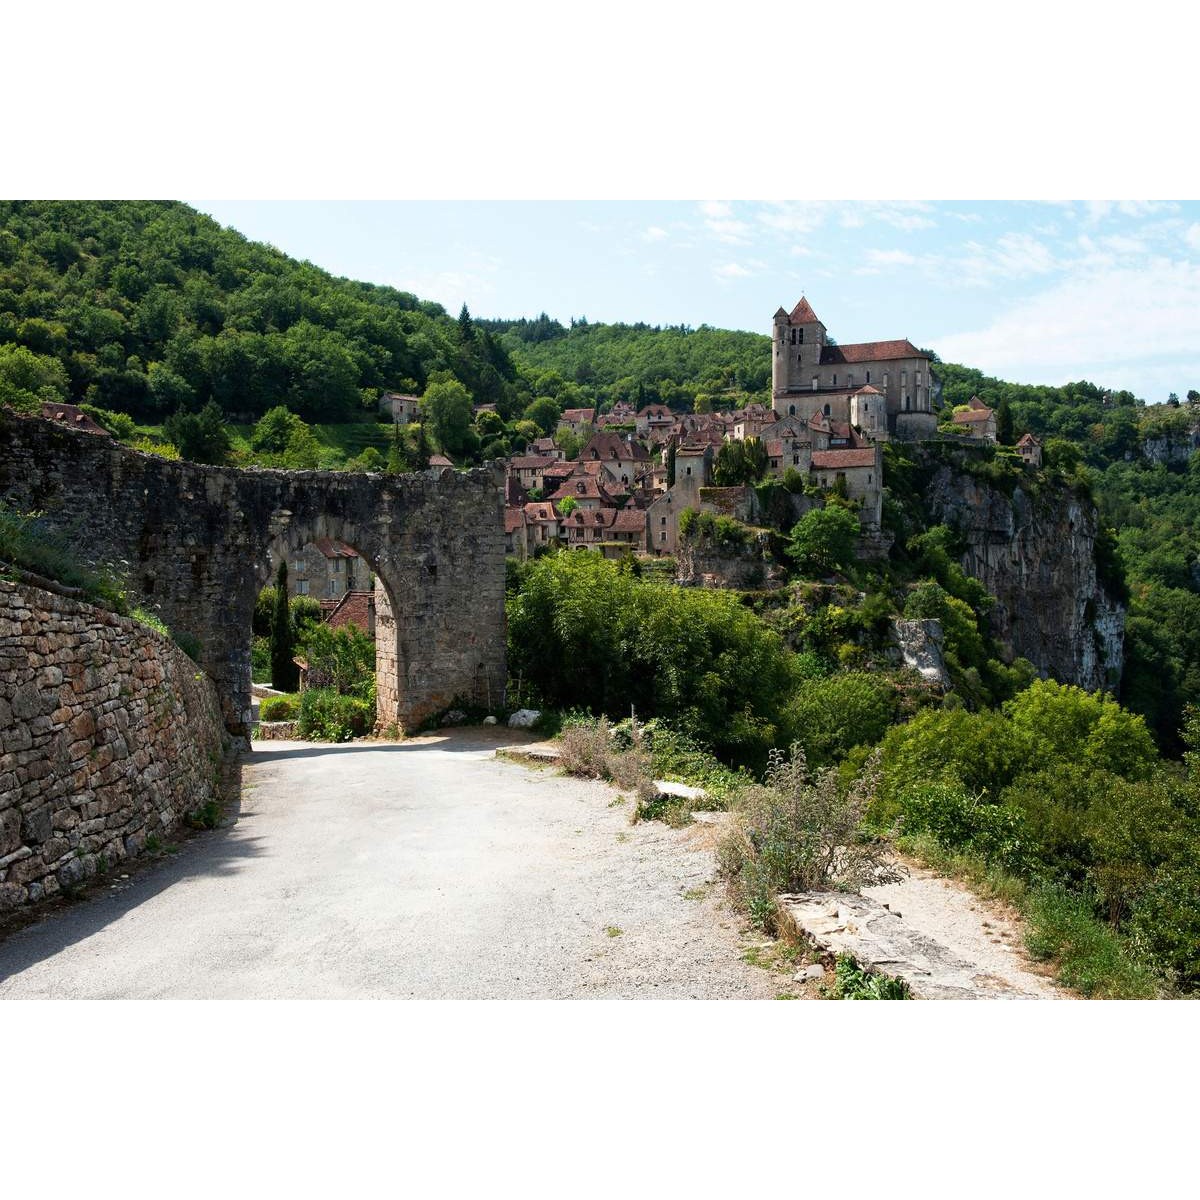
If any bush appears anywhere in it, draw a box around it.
[718,746,902,932]
[559,717,659,816]
[786,506,860,576]
[784,671,897,766]
[898,782,1028,872]
[829,954,911,1000]
[260,695,298,721]
[297,688,374,742]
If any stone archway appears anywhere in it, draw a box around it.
[0,413,507,737]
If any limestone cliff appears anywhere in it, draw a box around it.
[922,463,1124,692]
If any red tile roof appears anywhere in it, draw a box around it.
[811,449,877,469]
[561,408,595,423]
[313,538,359,559]
[324,590,375,634]
[953,408,995,424]
[548,474,617,504]
[40,402,109,435]
[429,454,454,466]
[582,432,651,462]
[1017,432,1041,447]
[789,297,822,324]
[509,455,557,470]
[820,339,928,364]
[524,501,558,523]
[505,508,527,534]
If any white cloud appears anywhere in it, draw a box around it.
[642,225,668,242]
[713,259,766,281]
[864,248,918,268]
[1186,223,1200,252]
[934,260,1200,394]
[699,200,732,219]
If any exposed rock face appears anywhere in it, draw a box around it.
[677,532,787,590]
[924,465,1124,691]
[0,412,507,736]
[0,580,227,912]
[1141,422,1200,465]
[889,618,950,688]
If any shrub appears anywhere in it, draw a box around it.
[297,688,374,742]
[786,506,860,576]
[784,671,898,766]
[898,782,1029,872]
[301,622,375,696]
[719,746,902,932]
[260,696,298,721]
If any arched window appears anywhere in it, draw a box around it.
[789,404,796,416]
[823,403,831,416]
[798,329,804,344]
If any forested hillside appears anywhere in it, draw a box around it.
[482,315,773,411]
[0,200,525,422]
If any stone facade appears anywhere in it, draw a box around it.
[0,413,507,736]
[0,579,228,912]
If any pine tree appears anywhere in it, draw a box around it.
[666,440,677,488]
[996,399,1014,445]
[270,560,298,692]
[415,421,431,469]
[458,304,475,344]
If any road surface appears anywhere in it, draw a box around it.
[0,730,777,999]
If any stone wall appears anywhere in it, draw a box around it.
[0,579,227,912]
[0,413,507,736]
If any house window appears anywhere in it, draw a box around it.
[847,374,853,387]
[831,374,837,386]
[866,371,871,383]
[790,328,796,344]
[661,531,667,542]
[811,378,818,391]
[297,579,309,596]
[798,329,804,343]
[883,374,889,389]
[292,560,304,575]
[328,580,338,597]
[661,517,666,525]
[793,455,800,465]
[685,466,691,476]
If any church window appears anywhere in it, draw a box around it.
[823,403,831,416]
[831,374,837,386]
[790,329,796,344]
[789,404,796,416]
[866,371,871,383]
[797,329,804,343]
[811,378,818,391]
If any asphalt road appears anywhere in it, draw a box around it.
[0,729,776,999]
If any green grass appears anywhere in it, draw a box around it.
[605,925,623,938]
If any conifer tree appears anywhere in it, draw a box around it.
[996,398,1014,445]
[270,560,298,692]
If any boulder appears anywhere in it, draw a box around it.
[507,709,541,729]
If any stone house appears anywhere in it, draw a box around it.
[286,538,366,601]
[1017,432,1043,467]
[523,500,563,550]
[952,396,997,441]
[379,392,421,424]
[579,431,651,488]
[558,407,596,437]
[562,506,648,553]
[508,454,559,493]
[810,445,884,528]
[636,403,677,438]
[547,472,620,513]
[529,437,563,459]
[730,404,777,440]
[647,444,714,554]
[771,297,936,441]
[505,507,531,558]
[322,589,377,637]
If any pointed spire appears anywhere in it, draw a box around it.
[789,296,822,325]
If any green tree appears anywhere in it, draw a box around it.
[787,506,860,575]
[524,396,562,437]
[996,398,1014,444]
[270,560,298,691]
[250,405,303,455]
[421,377,473,456]
[163,400,230,464]
[556,495,579,517]
[0,343,70,411]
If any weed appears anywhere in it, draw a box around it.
[145,834,161,854]
[605,926,623,938]
[682,887,706,901]
[826,954,911,1000]
[775,992,801,1000]
[186,799,224,830]
[616,832,629,843]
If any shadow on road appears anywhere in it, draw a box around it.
[247,726,538,762]
[0,757,267,984]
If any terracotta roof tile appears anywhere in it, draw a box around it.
[789,297,822,324]
[811,449,877,469]
[820,339,928,364]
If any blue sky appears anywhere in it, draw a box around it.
[193,200,1200,403]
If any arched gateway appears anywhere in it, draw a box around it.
[0,414,507,737]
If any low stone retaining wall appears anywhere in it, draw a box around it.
[0,579,228,911]
[254,720,298,740]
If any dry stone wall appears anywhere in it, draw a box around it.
[0,579,227,912]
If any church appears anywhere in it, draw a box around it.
[771,297,937,441]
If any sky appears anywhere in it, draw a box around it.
[192,200,1200,403]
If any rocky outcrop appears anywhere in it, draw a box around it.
[924,464,1124,691]
[677,532,787,590]
[0,579,228,912]
[889,618,950,688]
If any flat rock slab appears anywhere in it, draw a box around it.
[654,780,708,802]
[776,892,1050,1000]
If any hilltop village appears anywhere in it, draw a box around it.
[440,298,1042,561]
